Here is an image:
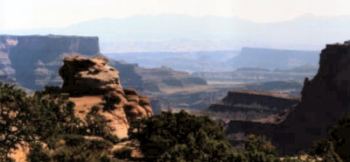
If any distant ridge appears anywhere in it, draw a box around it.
[3,14,350,52]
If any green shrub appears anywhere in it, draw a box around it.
[130,111,246,161]
[327,115,350,161]
[312,140,343,162]
[243,135,278,162]
[84,106,119,143]
[28,142,50,162]
[103,93,121,111]
[0,83,33,159]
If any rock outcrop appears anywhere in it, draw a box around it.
[60,55,123,95]
[60,55,152,139]
[227,41,350,154]
[275,42,350,153]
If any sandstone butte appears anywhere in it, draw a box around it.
[7,55,153,162]
[59,54,153,139]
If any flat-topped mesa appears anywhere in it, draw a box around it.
[209,91,298,116]
[221,91,298,108]
[0,35,100,89]
[1,35,100,54]
[59,55,123,96]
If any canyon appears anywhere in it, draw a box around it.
[0,35,316,114]
[3,34,349,156]
[0,35,207,93]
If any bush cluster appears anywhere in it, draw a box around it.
[130,111,279,162]
[0,83,120,161]
[2,82,350,162]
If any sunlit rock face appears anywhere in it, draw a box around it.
[59,55,152,139]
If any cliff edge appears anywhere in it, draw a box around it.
[228,41,350,154]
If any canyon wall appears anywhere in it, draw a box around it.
[228,42,350,154]
[0,35,206,92]
[110,61,145,91]
[0,35,100,89]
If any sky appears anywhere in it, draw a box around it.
[1,0,350,30]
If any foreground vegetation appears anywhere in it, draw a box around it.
[0,84,119,161]
[0,83,349,161]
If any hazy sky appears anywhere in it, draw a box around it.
[1,0,350,30]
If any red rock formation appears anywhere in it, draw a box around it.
[59,55,153,138]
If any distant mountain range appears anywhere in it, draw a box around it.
[3,14,350,52]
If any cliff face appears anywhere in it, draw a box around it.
[110,60,145,91]
[275,43,350,153]
[0,35,100,89]
[0,37,16,83]
[228,42,350,154]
